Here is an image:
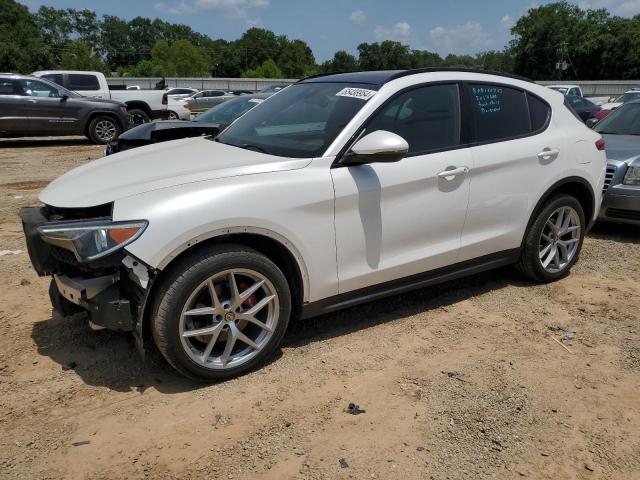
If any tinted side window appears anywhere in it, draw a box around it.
[20,79,59,97]
[41,74,64,87]
[68,74,100,91]
[469,84,531,143]
[528,93,551,131]
[0,79,23,95]
[366,84,461,155]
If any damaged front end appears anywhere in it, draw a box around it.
[21,204,153,351]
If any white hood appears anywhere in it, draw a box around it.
[39,137,311,208]
[600,102,622,111]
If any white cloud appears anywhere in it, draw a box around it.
[154,1,194,14]
[578,0,640,16]
[429,21,493,55]
[500,15,514,29]
[349,9,367,25]
[194,0,269,13]
[374,22,412,41]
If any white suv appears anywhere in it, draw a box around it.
[21,69,606,381]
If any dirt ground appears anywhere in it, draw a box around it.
[1,137,639,480]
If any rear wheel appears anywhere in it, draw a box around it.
[517,194,585,282]
[128,108,150,127]
[87,115,121,144]
[167,111,179,120]
[151,244,291,381]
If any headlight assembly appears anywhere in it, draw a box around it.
[623,166,640,186]
[38,220,147,262]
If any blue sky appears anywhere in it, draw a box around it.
[20,0,640,61]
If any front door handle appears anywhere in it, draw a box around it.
[27,98,37,103]
[537,148,560,161]
[437,166,469,180]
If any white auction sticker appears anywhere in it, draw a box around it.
[248,98,264,103]
[335,87,376,101]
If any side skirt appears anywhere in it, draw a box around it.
[300,248,521,320]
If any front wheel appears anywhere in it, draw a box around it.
[128,108,150,127]
[87,115,121,144]
[517,194,585,282]
[151,245,291,381]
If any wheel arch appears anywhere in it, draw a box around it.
[123,101,152,116]
[84,111,121,136]
[522,176,596,248]
[137,228,309,348]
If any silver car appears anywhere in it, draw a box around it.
[594,101,640,224]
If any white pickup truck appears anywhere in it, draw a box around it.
[32,70,167,125]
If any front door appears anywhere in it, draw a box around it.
[20,79,77,134]
[331,83,472,294]
[0,78,30,133]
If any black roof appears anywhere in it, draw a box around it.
[299,68,533,86]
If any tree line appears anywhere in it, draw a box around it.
[1,0,640,80]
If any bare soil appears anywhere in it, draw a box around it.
[1,137,639,480]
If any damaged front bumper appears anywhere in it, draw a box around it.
[21,205,153,342]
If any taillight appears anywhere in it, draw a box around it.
[595,138,605,151]
[185,102,191,110]
[162,93,168,105]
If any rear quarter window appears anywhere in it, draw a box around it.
[528,93,551,131]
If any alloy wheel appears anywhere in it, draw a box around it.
[179,268,279,370]
[538,206,581,273]
[95,120,117,142]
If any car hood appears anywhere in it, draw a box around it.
[117,120,220,141]
[39,136,312,208]
[602,134,640,166]
[600,102,622,110]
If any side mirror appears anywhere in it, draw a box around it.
[586,118,598,129]
[60,93,69,102]
[342,130,409,166]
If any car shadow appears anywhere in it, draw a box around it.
[283,266,529,348]
[31,267,528,390]
[31,310,284,392]
[588,222,640,244]
[0,137,93,148]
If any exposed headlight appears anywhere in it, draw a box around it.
[38,220,147,262]
[623,166,640,186]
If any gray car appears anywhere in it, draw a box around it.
[0,73,130,144]
[184,89,236,115]
[594,100,640,224]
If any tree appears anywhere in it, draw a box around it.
[0,0,47,72]
[357,41,413,70]
[320,50,359,73]
[237,28,279,71]
[242,59,283,78]
[276,38,315,77]
[59,40,106,72]
[409,49,442,68]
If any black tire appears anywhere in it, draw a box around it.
[517,193,585,283]
[87,115,121,144]
[150,244,291,381]
[167,110,179,120]
[128,108,150,127]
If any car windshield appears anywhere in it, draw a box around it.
[594,103,640,135]
[613,92,640,103]
[195,97,262,124]
[216,82,377,158]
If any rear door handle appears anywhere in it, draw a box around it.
[27,99,37,103]
[437,166,469,180]
[537,148,560,161]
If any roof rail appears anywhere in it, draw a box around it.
[384,67,534,84]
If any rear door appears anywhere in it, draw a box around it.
[67,73,103,98]
[0,78,30,133]
[458,83,560,261]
